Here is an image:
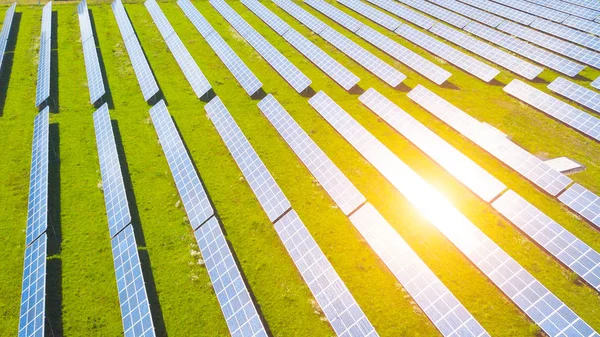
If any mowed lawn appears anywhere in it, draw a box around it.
[2,0,600,336]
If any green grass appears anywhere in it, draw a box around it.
[1,0,600,336]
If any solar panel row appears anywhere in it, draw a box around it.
[0,3,16,73]
[492,0,569,22]
[428,0,505,27]
[145,0,212,99]
[593,76,600,90]
[407,85,573,196]
[562,0,600,11]
[35,2,52,108]
[78,0,106,104]
[396,0,471,27]
[562,16,600,36]
[241,0,359,90]
[504,79,600,142]
[210,0,311,93]
[457,0,535,25]
[548,77,600,114]
[178,0,263,97]
[18,233,47,337]
[112,0,160,102]
[530,18,600,52]
[559,184,600,228]
[260,95,493,336]
[149,100,268,337]
[273,0,406,87]
[308,91,598,337]
[525,0,600,20]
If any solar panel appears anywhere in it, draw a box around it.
[463,21,584,77]
[492,0,569,22]
[35,2,52,108]
[548,77,600,114]
[144,0,174,41]
[211,0,311,93]
[359,88,506,202]
[111,226,155,337]
[18,233,47,337]
[497,20,600,69]
[274,210,378,337]
[494,190,600,290]
[148,100,214,229]
[457,0,536,25]
[178,0,263,97]
[593,76,600,90]
[0,3,16,72]
[363,0,436,29]
[338,0,402,31]
[240,0,291,35]
[562,16,600,36]
[559,184,600,228]
[77,0,93,43]
[407,85,572,196]
[562,0,600,11]
[395,0,472,28]
[304,0,365,32]
[257,94,366,215]
[26,108,49,247]
[204,97,291,222]
[272,0,328,33]
[194,217,268,337]
[530,18,600,52]
[93,104,132,238]
[78,0,106,104]
[504,79,600,142]
[428,0,505,27]
[526,0,600,20]
[112,0,159,102]
[308,90,598,337]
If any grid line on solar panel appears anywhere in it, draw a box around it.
[144,0,175,41]
[35,2,52,108]
[457,0,536,25]
[274,210,378,337]
[273,0,329,33]
[562,15,600,35]
[492,0,570,22]
[177,0,215,38]
[395,0,472,28]
[211,0,311,93]
[407,85,573,196]
[493,190,600,291]
[93,104,132,238]
[559,184,600,228]
[463,21,584,77]
[81,36,106,104]
[26,108,49,247]
[18,233,47,337]
[359,88,506,202]
[111,226,156,337]
[0,2,16,70]
[593,76,600,90]
[563,0,600,11]
[548,77,600,114]
[497,20,600,69]
[338,0,402,31]
[112,0,159,101]
[530,18,600,52]
[526,0,600,20]
[149,100,214,229]
[194,217,268,337]
[240,0,291,35]
[304,0,365,32]
[308,91,598,337]
[258,94,366,215]
[427,0,505,27]
[204,97,291,222]
[504,79,600,142]
[364,0,436,29]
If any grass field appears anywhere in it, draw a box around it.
[2,0,600,336]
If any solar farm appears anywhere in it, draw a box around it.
[3,0,600,336]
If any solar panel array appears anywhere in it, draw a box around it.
[504,79,600,142]
[308,90,598,337]
[459,0,535,25]
[18,233,47,337]
[559,184,600,228]
[258,94,490,337]
[273,0,406,87]
[112,0,159,102]
[145,0,212,99]
[205,96,378,337]
[548,77,600,114]
[530,18,600,52]
[492,0,569,22]
[526,0,600,20]
[241,0,360,90]
[78,0,106,104]
[149,100,268,337]
[26,109,50,246]
[407,85,573,196]
[210,0,311,93]
[0,3,16,73]
[35,2,52,108]
[178,0,263,97]
[358,88,506,202]
[562,16,600,35]
[429,0,505,27]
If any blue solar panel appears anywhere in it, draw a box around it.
[395,0,472,28]
[26,108,49,246]
[77,0,93,43]
[240,0,291,35]
[548,77,600,114]
[526,0,600,20]
[492,0,569,22]
[111,226,155,337]
[78,0,106,104]
[304,0,365,32]
[364,0,436,29]
[530,18,600,52]
[35,2,52,108]
[18,233,47,337]
[559,184,600,228]
[0,3,16,72]
[428,0,505,27]
[177,0,214,38]
[562,16,600,36]
[273,0,328,33]
[592,76,600,90]
[457,0,536,25]
[149,100,214,229]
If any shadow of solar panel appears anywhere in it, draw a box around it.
[211,0,311,93]
[531,18,600,52]
[364,0,435,29]
[275,210,378,337]
[18,233,47,337]
[429,0,505,27]
[593,76,600,90]
[493,0,569,22]
[463,21,584,77]
[177,0,214,38]
[494,190,600,291]
[194,217,268,337]
[548,77,600,114]
[93,104,132,238]
[273,0,328,33]
[258,94,365,215]
[505,79,600,142]
[111,226,155,337]
[408,85,572,196]
[305,0,364,32]
[112,0,159,102]
[35,2,52,108]
[204,97,291,221]
[359,88,505,202]
[308,91,597,337]
[241,0,291,35]
[458,0,535,25]
[149,100,214,229]
[0,3,16,71]
[559,184,600,228]
[396,0,471,28]
[563,16,600,36]
[26,108,49,247]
